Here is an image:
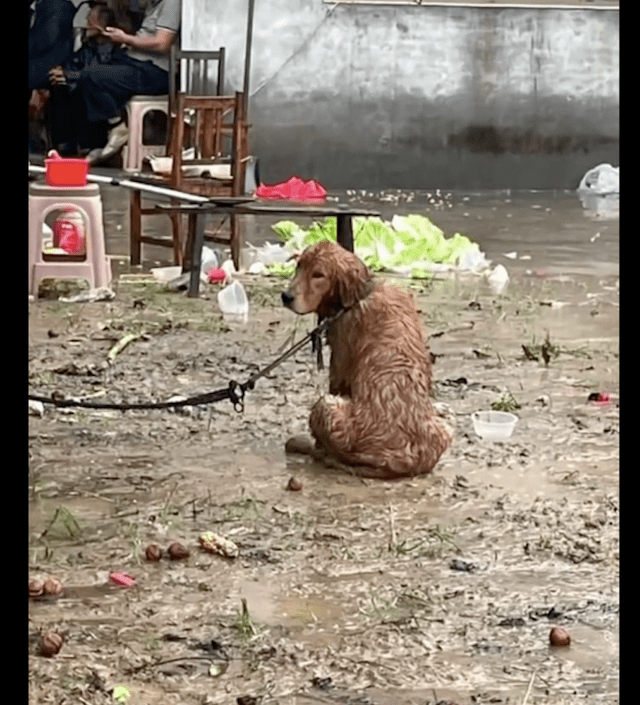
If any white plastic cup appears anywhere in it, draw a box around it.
[200,246,219,275]
[471,411,518,441]
[217,280,249,319]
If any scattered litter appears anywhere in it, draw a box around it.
[450,558,477,572]
[220,259,238,278]
[58,287,115,303]
[503,251,518,259]
[151,266,182,282]
[112,685,131,703]
[588,392,611,406]
[200,246,219,275]
[148,151,233,180]
[247,261,267,275]
[472,410,518,441]
[199,531,239,558]
[207,267,227,284]
[107,333,144,364]
[29,399,45,417]
[578,163,619,195]
[486,264,509,294]
[109,573,136,587]
[218,280,248,319]
[164,271,208,292]
[256,176,326,201]
[577,164,620,220]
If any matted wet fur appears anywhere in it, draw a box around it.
[282,240,453,479]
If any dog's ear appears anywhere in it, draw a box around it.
[337,257,372,309]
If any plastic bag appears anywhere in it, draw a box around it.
[578,164,619,195]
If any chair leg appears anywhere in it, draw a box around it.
[169,201,184,266]
[130,190,142,266]
[230,214,244,272]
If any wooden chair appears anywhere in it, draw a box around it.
[124,46,225,173]
[129,91,249,270]
[169,46,226,104]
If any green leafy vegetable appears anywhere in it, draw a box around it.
[272,214,484,275]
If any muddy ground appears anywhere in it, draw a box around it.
[28,267,618,705]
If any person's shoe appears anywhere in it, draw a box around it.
[100,121,128,159]
[86,148,104,164]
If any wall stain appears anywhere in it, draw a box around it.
[447,126,618,155]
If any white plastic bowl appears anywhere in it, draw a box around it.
[471,411,518,441]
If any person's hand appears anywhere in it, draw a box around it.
[101,26,128,45]
[48,66,67,86]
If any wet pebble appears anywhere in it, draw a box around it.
[168,542,190,560]
[286,476,303,491]
[550,626,571,646]
[145,544,163,561]
[40,631,64,657]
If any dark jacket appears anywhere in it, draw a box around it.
[29,0,76,90]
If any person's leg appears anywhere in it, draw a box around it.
[76,60,169,162]
[78,61,169,123]
[48,83,78,155]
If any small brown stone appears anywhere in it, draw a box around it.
[549,626,571,646]
[168,542,190,560]
[40,631,64,657]
[286,476,303,492]
[29,579,44,598]
[145,544,163,562]
[42,577,63,596]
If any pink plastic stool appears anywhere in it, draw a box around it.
[123,94,169,173]
[29,181,112,297]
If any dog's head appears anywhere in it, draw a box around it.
[281,240,373,317]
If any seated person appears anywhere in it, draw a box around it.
[48,3,129,158]
[49,0,181,162]
[29,0,76,92]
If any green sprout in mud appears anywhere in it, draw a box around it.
[222,496,266,523]
[235,598,261,641]
[491,390,521,413]
[40,506,82,540]
[387,523,461,558]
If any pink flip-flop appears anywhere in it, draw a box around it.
[109,572,137,587]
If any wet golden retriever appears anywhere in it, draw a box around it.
[282,240,453,479]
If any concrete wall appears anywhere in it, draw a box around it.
[181,1,619,190]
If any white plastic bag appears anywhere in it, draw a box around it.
[578,164,619,195]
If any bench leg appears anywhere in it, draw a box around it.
[230,214,244,272]
[188,212,207,298]
[336,214,354,252]
[129,190,142,266]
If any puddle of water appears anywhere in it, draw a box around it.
[29,494,115,537]
[239,577,345,646]
[98,185,618,278]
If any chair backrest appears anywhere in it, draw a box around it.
[169,46,226,106]
[169,92,248,196]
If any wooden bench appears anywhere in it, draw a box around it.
[148,198,381,297]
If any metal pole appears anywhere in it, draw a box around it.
[242,0,255,117]
[28,164,210,203]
